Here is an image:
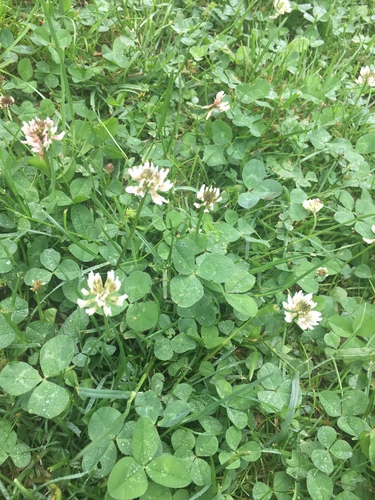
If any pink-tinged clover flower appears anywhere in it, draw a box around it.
[202,91,230,120]
[283,290,322,331]
[21,117,65,156]
[194,184,222,212]
[125,161,173,205]
[0,96,14,109]
[77,271,128,316]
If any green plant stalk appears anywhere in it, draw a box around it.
[115,195,146,268]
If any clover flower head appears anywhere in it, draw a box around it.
[194,184,222,212]
[363,224,375,244]
[316,267,329,278]
[21,117,65,154]
[202,91,230,120]
[283,290,322,331]
[0,96,14,109]
[302,198,323,213]
[355,66,375,87]
[270,0,292,19]
[77,270,128,316]
[125,161,173,205]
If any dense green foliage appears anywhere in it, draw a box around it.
[0,0,374,498]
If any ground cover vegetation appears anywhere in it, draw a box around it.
[0,0,374,498]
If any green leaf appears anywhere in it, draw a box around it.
[88,407,123,441]
[341,390,368,416]
[146,455,191,488]
[132,416,160,464]
[82,440,117,479]
[68,241,98,262]
[238,441,261,462]
[135,391,162,423]
[195,434,218,456]
[311,449,334,474]
[356,134,375,154]
[258,363,283,390]
[319,390,341,417]
[28,380,69,418]
[40,248,61,271]
[236,79,271,103]
[0,313,16,348]
[242,159,265,190]
[225,270,255,293]
[226,426,242,451]
[158,401,191,427]
[190,458,211,486]
[40,335,75,377]
[330,440,352,460]
[123,271,152,302]
[18,58,33,81]
[317,426,336,449]
[0,362,41,396]
[225,294,258,317]
[126,301,158,331]
[54,259,81,280]
[252,482,273,500]
[140,482,172,500]
[306,469,333,500]
[172,240,197,275]
[238,192,260,209]
[196,253,235,283]
[108,457,148,500]
[212,120,232,146]
[10,441,31,468]
[70,178,92,203]
[0,295,29,323]
[170,275,204,308]
[203,144,226,167]
[24,268,53,287]
[337,416,371,438]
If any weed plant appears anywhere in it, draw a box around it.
[0,0,374,499]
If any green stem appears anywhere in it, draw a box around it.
[115,195,146,268]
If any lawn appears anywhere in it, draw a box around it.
[0,0,374,498]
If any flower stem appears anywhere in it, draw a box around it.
[115,195,146,268]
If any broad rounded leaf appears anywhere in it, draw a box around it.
[88,407,123,441]
[40,248,61,271]
[40,335,75,377]
[108,457,148,500]
[0,296,28,323]
[311,449,334,474]
[356,134,375,154]
[132,416,160,464]
[191,458,211,486]
[124,271,152,302]
[82,440,117,479]
[197,254,235,283]
[146,454,191,488]
[0,362,41,396]
[126,301,159,331]
[242,159,265,190]
[170,275,204,308]
[306,469,333,500]
[225,294,258,317]
[237,441,261,462]
[24,268,53,287]
[28,380,69,418]
[0,313,16,348]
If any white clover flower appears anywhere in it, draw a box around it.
[0,96,14,109]
[21,117,65,154]
[363,224,375,244]
[194,184,222,212]
[302,198,323,213]
[355,66,375,87]
[283,290,322,331]
[270,0,292,19]
[77,270,128,316]
[202,91,230,120]
[316,267,329,278]
[125,161,173,205]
